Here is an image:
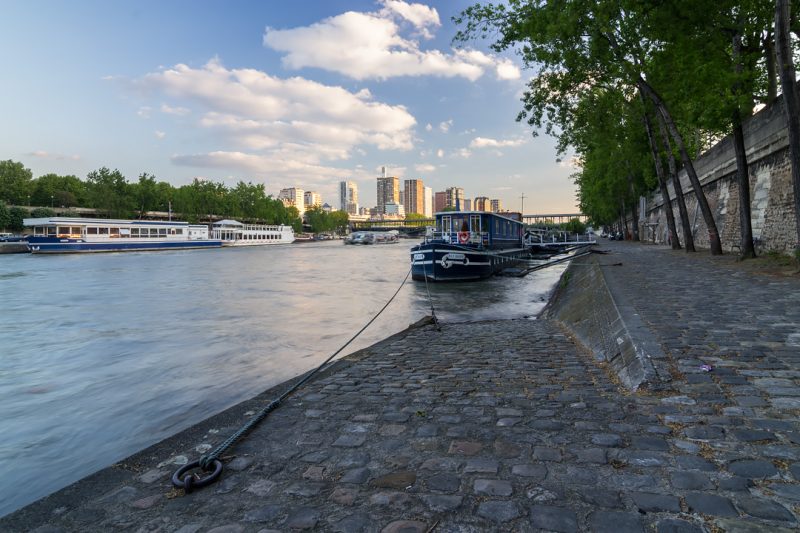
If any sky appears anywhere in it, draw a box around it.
[1,0,579,214]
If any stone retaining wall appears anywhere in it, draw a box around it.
[637,98,797,254]
[544,254,671,391]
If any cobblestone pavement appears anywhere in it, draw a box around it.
[4,242,800,532]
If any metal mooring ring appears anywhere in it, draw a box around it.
[171,459,223,493]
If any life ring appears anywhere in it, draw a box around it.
[458,231,470,244]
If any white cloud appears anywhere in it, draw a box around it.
[469,136,527,149]
[132,58,417,182]
[496,60,521,80]
[455,148,472,158]
[425,123,433,132]
[28,150,80,161]
[160,103,190,116]
[439,119,452,133]
[137,106,152,118]
[262,4,518,82]
[379,0,440,39]
[155,130,166,139]
[436,148,444,158]
[415,163,436,173]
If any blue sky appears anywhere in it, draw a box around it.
[1,0,579,213]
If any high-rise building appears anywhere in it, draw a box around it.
[304,191,322,209]
[445,187,464,209]
[376,166,400,214]
[278,187,305,215]
[463,198,472,211]
[434,191,447,212]
[424,187,433,217]
[403,179,425,215]
[338,181,359,214]
[490,198,503,212]
[384,201,405,217]
[474,196,491,211]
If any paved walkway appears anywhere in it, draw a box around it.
[3,242,800,532]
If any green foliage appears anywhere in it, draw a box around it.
[30,207,55,218]
[563,218,587,235]
[8,206,27,232]
[0,202,10,230]
[304,206,349,234]
[0,160,304,228]
[405,212,427,220]
[0,160,33,205]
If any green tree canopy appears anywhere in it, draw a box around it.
[0,160,33,205]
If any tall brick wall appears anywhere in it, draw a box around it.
[638,99,797,254]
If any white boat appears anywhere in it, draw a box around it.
[23,217,222,254]
[211,219,295,246]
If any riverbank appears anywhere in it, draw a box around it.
[4,241,800,531]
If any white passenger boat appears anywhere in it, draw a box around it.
[210,219,295,246]
[24,217,222,254]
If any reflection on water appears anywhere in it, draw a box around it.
[0,242,566,516]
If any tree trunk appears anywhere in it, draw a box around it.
[621,201,629,239]
[639,78,723,254]
[732,29,756,259]
[764,30,778,102]
[626,174,640,241]
[657,111,696,252]
[641,105,681,249]
[776,0,800,254]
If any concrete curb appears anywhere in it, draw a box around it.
[544,251,672,391]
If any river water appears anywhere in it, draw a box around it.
[0,241,567,516]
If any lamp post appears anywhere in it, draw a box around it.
[50,195,54,208]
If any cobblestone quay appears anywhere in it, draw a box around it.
[3,241,800,532]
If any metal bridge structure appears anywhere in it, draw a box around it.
[350,213,588,233]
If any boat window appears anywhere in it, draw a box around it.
[158,228,167,236]
[110,228,120,237]
[87,227,98,235]
[130,228,139,236]
[71,227,82,235]
[98,227,109,235]
[149,228,158,236]
[441,216,451,234]
[176,228,183,235]
[470,215,481,233]
[57,226,70,236]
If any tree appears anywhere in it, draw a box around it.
[30,173,87,208]
[86,167,133,218]
[30,207,55,218]
[8,207,27,232]
[456,0,725,253]
[0,160,33,205]
[776,0,800,257]
[0,202,10,230]
[133,173,159,218]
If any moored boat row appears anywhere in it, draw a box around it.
[20,217,296,254]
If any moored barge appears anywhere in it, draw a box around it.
[410,211,528,281]
[24,217,222,253]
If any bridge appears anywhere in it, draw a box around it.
[350,213,588,233]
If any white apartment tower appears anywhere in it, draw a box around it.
[278,187,305,216]
[424,186,433,217]
[339,180,359,215]
[304,191,322,209]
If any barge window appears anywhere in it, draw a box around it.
[175,228,183,235]
[47,227,56,236]
[98,227,108,235]
[158,228,167,236]
[87,227,98,235]
[110,228,120,238]
[149,228,158,236]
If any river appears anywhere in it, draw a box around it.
[0,241,567,517]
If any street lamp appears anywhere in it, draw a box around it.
[50,195,54,208]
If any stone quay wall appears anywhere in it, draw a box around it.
[638,98,797,254]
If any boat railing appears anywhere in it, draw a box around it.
[424,230,489,246]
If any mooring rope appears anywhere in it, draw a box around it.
[173,266,415,493]
[420,256,441,331]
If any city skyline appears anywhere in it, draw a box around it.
[2,1,580,214]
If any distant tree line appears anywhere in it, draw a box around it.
[457,0,800,259]
[0,160,306,231]
[304,205,349,234]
